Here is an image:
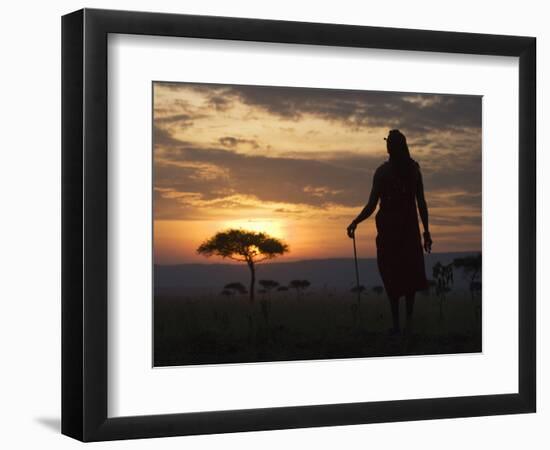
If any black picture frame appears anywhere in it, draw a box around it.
[62,8,536,442]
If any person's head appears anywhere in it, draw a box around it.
[385,129,411,161]
[385,129,413,177]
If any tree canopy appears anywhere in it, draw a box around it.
[259,280,279,291]
[289,280,311,299]
[372,285,384,295]
[197,229,288,263]
[350,285,366,294]
[453,253,482,282]
[224,282,248,295]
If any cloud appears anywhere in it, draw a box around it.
[156,145,377,206]
[152,82,482,233]
[207,94,233,112]
[303,185,344,197]
[218,136,260,149]
[173,83,481,134]
[154,140,481,226]
[153,126,189,148]
[155,113,195,126]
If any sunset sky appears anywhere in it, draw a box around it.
[153,82,481,265]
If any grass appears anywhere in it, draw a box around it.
[154,289,481,366]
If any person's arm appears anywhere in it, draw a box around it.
[347,172,380,238]
[416,168,432,252]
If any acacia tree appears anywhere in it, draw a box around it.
[224,282,248,296]
[454,253,482,321]
[197,229,288,302]
[433,262,454,319]
[350,285,366,295]
[371,285,384,296]
[453,253,482,298]
[453,254,481,283]
[259,280,279,297]
[289,280,311,299]
[260,280,279,293]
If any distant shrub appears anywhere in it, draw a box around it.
[371,285,384,295]
[224,282,248,295]
[289,280,311,298]
[259,280,279,292]
[350,285,366,294]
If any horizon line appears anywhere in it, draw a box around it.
[155,250,481,267]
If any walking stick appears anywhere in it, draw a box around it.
[352,232,361,304]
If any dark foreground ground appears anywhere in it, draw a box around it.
[154,289,481,366]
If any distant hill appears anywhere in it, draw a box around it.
[155,252,480,295]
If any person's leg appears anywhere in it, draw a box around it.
[388,295,400,334]
[405,292,415,334]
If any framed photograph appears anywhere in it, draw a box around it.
[62,8,536,441]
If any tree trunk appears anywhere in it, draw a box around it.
[248,261,256,303]
[247,261,257,344]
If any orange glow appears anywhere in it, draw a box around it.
[221,219,286,239]
[153,82,481,264]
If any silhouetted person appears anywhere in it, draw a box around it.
[347,129,432,335]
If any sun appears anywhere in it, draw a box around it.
[222,219,285,239]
